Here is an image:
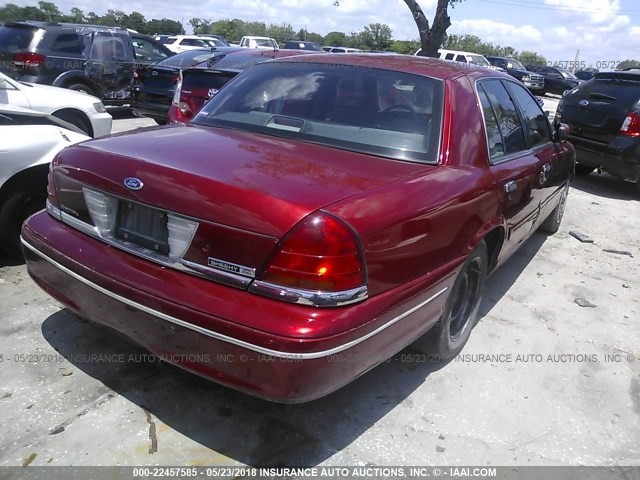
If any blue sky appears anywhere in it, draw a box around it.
[17,0,640,68]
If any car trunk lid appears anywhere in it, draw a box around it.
[179,68,239,116]
[52,123,428,273]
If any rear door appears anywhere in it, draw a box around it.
[86,31,135,99]
[478,79,542,260]
[559,71,640,144]
[506,80,572,221]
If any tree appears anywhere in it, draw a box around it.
[38,1,62,22]
[518,50,546,66]
[617,59,640,70]
[69,7,85,23]
[266,23,296,44]
[324,31,347,47]
[360,23,393,50]
[335,0,465,57]
[0,3,26,22]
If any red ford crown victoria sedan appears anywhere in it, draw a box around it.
[22,55,575,402]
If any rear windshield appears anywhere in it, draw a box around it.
[159,50,216,67]
[286,42,323,51]
[0,25,36,53]
[571,76,640,107]
[182,70,238,89]
[193,62,443,164]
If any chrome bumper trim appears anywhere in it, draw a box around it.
[250,280,368,307]
[21,237,447,360]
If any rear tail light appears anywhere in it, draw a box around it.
[82,188,118,236]
[171,75,192,118]
[258,212,366,293]
[620,112,640,137]
[13,52,46,68]
[167,214,198,262]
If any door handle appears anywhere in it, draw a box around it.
[540,163,552,184]
[504,181,517,194]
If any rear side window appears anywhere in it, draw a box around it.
[479,80,526,157]
[455,55,466,62]
[89,33,133,61]
[0,26,36,53]
[506,82,551,147]
[50,33,84,55]
[478,87,505,160]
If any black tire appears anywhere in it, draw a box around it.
[411,241,488,361]
[539,182,569,234]
[0,186,47,259]
[539,89,546,96]
[574,163,595,175]
[66,83,94,95]
[52,110,92,137]
[154,118,168,125]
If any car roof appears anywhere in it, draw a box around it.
[271,53,506,80]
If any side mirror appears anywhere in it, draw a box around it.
[554,122,570,142]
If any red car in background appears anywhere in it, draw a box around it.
[168,48,315,123]
[22,55,574,402]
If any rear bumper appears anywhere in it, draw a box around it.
[22,211,455,402]
[131,97,171,123]
[570,135,640,182]
[523,81,544,91]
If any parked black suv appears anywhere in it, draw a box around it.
[556,70,640,193]
[486,56,545,93]
[526,65,581,95]
[0,21,173,105]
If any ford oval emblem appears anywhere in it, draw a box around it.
[579,99,589,107]
[124,177,143,190]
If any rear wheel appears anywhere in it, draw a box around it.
[411,241,488,361]
[539,182,569,234]
[66,83,94,95]
[52,110,92,137]
[574,163,595,175]
[154,118,168,125]
[0,186,47,259]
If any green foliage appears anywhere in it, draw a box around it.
[444,34,518,57]
[389,40,421,55]
[517,50,547,66]
[0,1,546,61]
[0,3,182,34]
[617,59,640,70]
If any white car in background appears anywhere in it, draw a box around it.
[163,35,226,53]
[238,36,279,49]
[0,105,90,258]
[0,72,112,137]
